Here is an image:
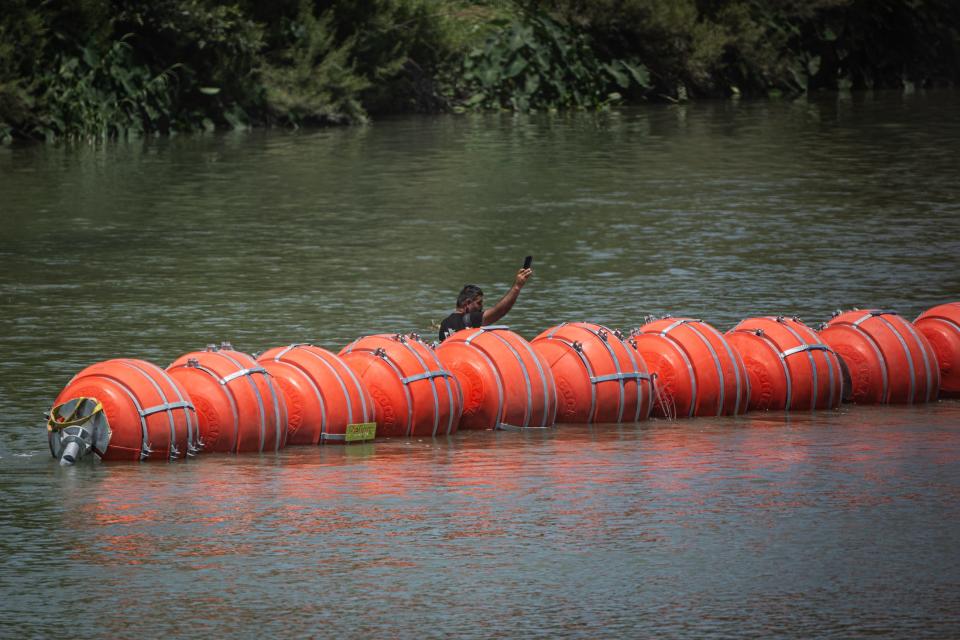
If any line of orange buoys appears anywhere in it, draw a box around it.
[45,302,960,464]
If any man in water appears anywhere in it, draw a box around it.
[438,267,533,342]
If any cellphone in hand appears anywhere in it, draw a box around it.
[523,255,533,269]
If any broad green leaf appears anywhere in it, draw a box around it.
[506,57,528,79]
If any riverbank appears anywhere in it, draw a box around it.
[2,0,958,144]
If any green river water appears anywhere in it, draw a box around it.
[1,91,959,638]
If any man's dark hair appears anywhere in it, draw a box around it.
[457,284,483,308]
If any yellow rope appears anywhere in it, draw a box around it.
[47,398,103,432]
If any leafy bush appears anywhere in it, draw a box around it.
[259,2,370,126]
[1,0,958,143]
[538,0,960,98]
[30,37,180,141]
[456,7,650,111]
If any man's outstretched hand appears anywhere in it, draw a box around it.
[515,267,533,288]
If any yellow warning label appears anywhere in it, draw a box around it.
[345,422,376,442]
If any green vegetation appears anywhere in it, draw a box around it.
[1,0,957,143]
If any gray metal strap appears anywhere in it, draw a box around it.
[780,343,832,358]
[900,319,937,403]
[465,325,510,344]
[302,348,355,425]
[543,335,597,422]
[400,370,452,385]
[590,372,652,383]
[107,375,151,459]
[514,334,554,428]
[659,318,699,337]
[463,339,506,430]
[580,324,626,423]
[140,400,194,417]
[683,322,726,416]
[655,327,699,418]
[260,366,287,451]
[485,330,534,428]
[846,323,890,402]
[782,333,831,409]
[120,360,180,460]
[697,322,746,416]
[929,316,960,332]
[852,310,899,327]
[396,340,444,437]
[381,354,415,436]
[876,315,917,404]
[272,359,327,442]
[424,347,459,435]
[609,324,649,421]
[151,364,201,455]
[321,433,346,441]
[275,343,309,360]
[545,323,568,340]
[220,366,268,385]
[216,352,269,452]
[747,329,793,409]
[177,360,241,450]
[357,346,415,435]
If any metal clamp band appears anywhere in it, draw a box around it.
[590,372,651,384]
[660,318,700,336]
[275,343,309,360]
[140,400,195,417]
[465,325,511,345]
[220,366,268,385]
[780,343,832,358]
[853,310,899,326]
[400,370,452,385]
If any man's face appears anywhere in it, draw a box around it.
[464,295,484,313]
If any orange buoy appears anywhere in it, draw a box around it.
[726,316,843,411]
[339,334,462,437]
[167,343,287,453]
[820,309,939,404]
[258,344,375,444]
[915,302,960,398]
[47,359,199,463]
[435,326,557,430]
[631,317,750,418]
[531,323,652,423]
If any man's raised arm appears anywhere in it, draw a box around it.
[482,268,532,325]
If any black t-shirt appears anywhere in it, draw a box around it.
[439,311,484,342]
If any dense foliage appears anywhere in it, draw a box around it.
[1,0,957,143]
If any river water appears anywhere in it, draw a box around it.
[1,91,959,637]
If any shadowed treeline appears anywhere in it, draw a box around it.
[1,0,957,143]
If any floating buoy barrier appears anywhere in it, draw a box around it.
[167,343,287,453]
[48,358,199,464]
[43,301,960,464]
[436,326,557,429]
[820,309,940,404]
[531,322,651,424]
[726,316,843,411]
[339,334,462,437]
[914,302,960,398]
[258,344,375,444]
[631,318,750,418]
